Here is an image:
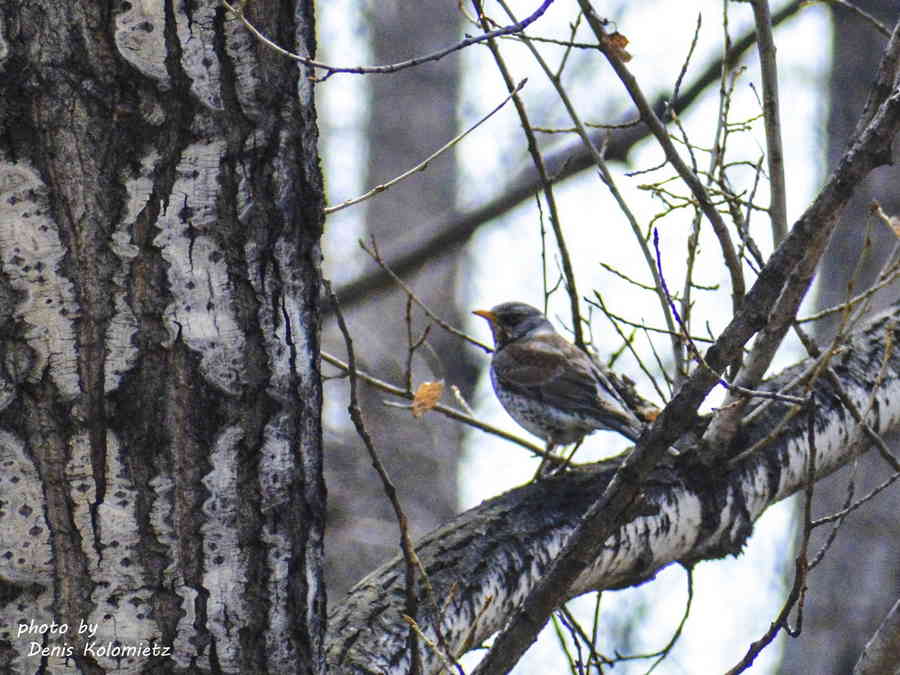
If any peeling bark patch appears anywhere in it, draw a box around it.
[175,0,223,110]
[222,9,263,119]
[153,140,245,394]
[115,0,170,87]
[171,585,202,670]
[106,151,159,393]
[0,431,55,673]
[258,414,299,668]
[0,165,80,399]
[201,425,246,672]
[64,431,162,670]
[253,237,314,402]
[262,526,294,669]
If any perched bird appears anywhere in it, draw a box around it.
[473,302,645,458]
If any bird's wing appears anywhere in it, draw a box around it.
[496,334,642,439]
[493,334,580,386]
[495,335,608,408]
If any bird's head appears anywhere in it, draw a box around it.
[473,302,554,349]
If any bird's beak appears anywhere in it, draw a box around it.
[472,309,496,323]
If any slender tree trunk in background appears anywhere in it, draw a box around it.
[0,1,326,672]
[780,4,900,672]
[324,2,478,598]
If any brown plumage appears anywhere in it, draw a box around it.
[474,302,644,451]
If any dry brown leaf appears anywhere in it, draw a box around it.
[640,407,660,423]
[604,31,632,62]
[412,380,444,418]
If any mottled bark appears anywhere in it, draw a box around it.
[0,1,325,673]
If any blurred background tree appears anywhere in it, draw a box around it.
[782,2,900,672]
[321,0,477,599]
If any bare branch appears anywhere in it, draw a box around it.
[325,80,525,215]
[328,1,807,312]
[359,238,493,353]
[750,0,789,243]
[473,0,585,347]
[724,397,818,674]
[223,0,555,81]
[492,0,683,368]
[320,350,545,457]
[577,2,747,322]
[325,281,426,674]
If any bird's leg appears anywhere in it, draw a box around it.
[558,438,584,473]
[534,442,558,479]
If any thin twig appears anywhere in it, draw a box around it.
[588,293,670,401]
[811,469,900,528]
[321,350,546,456]
[724,396,816,674]
[796,244,900,323]
[669,14,703,119]
[474,0,585,347]
[682,8,732,385]
[578,1,747,320]
[223,0,555,81]
[403,294,433,395]
[550,610,579,672]
[644,567,695,673]
[654,230,805,408]
[326,80,525,214]
[401,615,464,675]
[554,11,583,79]
[750,0,789,243]
[329,2,807,313]
[360,238,493,353]
[816,0,892,36]
[585,293,716,342]
[553,603,613,671]
[722,155,768,271]
[493,0,681,360]
[325,280,423,675]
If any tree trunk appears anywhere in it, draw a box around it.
[0,1,325,672]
